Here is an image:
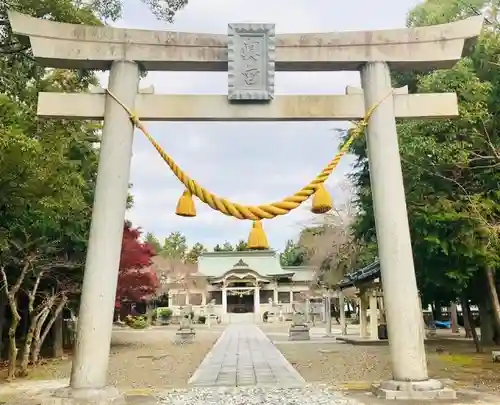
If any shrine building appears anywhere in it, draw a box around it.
[167,250,316,323]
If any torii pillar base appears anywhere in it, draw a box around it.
[43,387,124,405]
[373,380,456,400]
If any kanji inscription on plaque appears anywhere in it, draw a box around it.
[228,23,275,101]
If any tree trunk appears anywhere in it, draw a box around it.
[0,262,31,379]
[52,313,64,358]
[20,269,45,374]
[463,303,473,338]
[485,267,500,342]
[31,308,50,365]
[461,296,482,353]
[20,312,40,375]
[450,302,459,334]
[0,291,7,360]
[479,301,496,346]
[7,301,20,380]
[431,302,438,321]
[32,298,67,364]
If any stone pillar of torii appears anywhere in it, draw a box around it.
[8,10,482,401]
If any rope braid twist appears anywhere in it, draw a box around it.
[106,89,391,221]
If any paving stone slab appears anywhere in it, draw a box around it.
[188,324,305,387]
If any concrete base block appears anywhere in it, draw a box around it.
[492,350,500,362]
[374,379,456,400]
[175,329,195,344]
[43,386,124,405]
[288,324,310,341]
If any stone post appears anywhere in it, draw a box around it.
[222,288,227,322]
[359,292,368,338]
[273,286,278,305]
[378,295,386,323]
[70,60,139,391]
[254,286,261,321]
[207,300,215,328]
[361,61,429,383]
[325,294,332,336]
[305,298,310,323]
[339,290,347,336]
[369,290,378,340]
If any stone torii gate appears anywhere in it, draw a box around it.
[8,11,482,402]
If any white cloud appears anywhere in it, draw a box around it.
[101,0,422,251]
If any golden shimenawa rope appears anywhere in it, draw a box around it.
[106,90,391,221]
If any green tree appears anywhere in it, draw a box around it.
[235,239,249,251]
[186,242,207,263]
[280,239,305,266]
[160,232,188,260]
[349,0,500,348]
[138,0,188,22]
[213,242,234,252]
[0,0,191,375]
[0,0,125,377]
[144,232,161,254]
[1,0,188,103]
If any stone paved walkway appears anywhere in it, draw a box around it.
[188,324,305,387]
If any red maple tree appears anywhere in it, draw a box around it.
[115,221,160,307]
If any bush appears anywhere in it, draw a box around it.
[157,307,173,324]
[125,315,149,329]
[198,315,206,324]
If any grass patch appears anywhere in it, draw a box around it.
[124,388,157,396]
[333,381,374,391]
[438,353,477,367]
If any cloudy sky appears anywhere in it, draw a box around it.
[107,0,422,251]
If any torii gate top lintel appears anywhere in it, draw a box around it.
[8,10,483,72]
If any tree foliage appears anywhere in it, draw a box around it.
[298,200,364,287]
[0,0,176,375]
[159,231,188,260]
[349,0,500,345]
[280,239,305,266]
[144,232,161,254]
[117,222,159,304]
[213,241,234,252]
[186,242,207,263]
[235,239,249,251]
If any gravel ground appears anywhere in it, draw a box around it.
[275,336,500,393]
[156,386,362,405]
[30,326,222,388]
[277,342,392,383]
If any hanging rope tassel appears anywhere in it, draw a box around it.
[247,220,269,250]
[176,189,197,217]
[104,88,392,221]
[311,184,333,214]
